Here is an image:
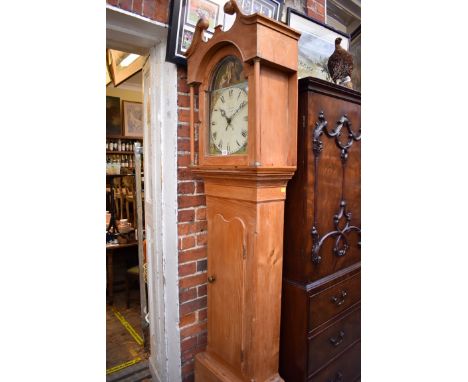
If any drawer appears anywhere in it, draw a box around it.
[308,307,360,375]
[309,272,360,329]
[308,341,360,382]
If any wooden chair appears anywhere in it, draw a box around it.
[113,177,125,220]
[123,176,144,228]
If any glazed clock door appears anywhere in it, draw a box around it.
[207,213,246,370]
[208,55,248,156]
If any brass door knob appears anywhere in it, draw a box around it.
[207,275,216,283]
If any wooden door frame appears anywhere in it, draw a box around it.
[107,6,181,381]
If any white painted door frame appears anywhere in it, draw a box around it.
[107,6,181,381]
[143,43,181,382]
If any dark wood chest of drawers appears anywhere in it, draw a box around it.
[280,78,361,381]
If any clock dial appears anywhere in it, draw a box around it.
[208,55,248,156]
[210,86,248,155]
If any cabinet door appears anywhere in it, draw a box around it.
[207,213,246,371]
[305,92,361,280]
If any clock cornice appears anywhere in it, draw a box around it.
[185,0,301,85]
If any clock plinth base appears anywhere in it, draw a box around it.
[195,351,285,382]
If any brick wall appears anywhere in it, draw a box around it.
[306,0,326,22]
[106,0,170,24]
[177,66,208,382]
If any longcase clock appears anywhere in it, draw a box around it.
[185,2,300,381]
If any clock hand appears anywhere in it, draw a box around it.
[229,100,247,120]
[220,108,232,125]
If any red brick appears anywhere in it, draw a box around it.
[178,195,206,209]
[181,322,207,338]
[178,168,196,181]
[178,65,187,78]
[178,209,195,222]
[195,207,206,221]
[154,0,169,23]
[107,0,118,6]
[197,284,207,297]
[178,221,207,236]
[181,336,197,352]
[198,308,207,322]
[197,259,207,272]
[181,362,194,379]
[178,138,191,152]
[178,154,191,168]
[179,262,197,277]
[178,109,198,124]
[179,247,207,263]
[179,235,195,250]
[179,296,207,316]
[316,2,325,16]
[133,0,143,13]
[180,312,197,328]
[180,287,197,303]
[194,181,205,194]
[142,0,156,19]
[118,0,132,11]
[179,273,207,289]
[306,0,325,22]
[196,232,208,246]
[178,123,190,138]
[178,181,195,195]
[178,78,190,93]
[178,94,190,108]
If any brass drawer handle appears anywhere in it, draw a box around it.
[207,275,216,283]
[331,290,347,306]
[329,330,345,347]
[328,371,343,382]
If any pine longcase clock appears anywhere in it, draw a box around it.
[185,2,300,381]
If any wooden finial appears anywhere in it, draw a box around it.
[185,17,210,57]
[224,0,242,15]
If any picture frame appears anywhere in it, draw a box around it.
[166,0,284,65]
[286,8,349,81]
[107,49,147,87]
[122,101,143,138]
[106,96,122,137]
[350,25,361,92]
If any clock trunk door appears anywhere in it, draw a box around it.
[207,212,246,371]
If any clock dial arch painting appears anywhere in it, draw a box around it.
[208,56,248,156]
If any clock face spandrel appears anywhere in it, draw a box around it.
[209,56,248,156]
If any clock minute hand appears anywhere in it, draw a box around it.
[229,101,247,120]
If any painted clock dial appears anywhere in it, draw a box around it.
[209,56,248,155]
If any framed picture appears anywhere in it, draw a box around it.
[106,96,121,136]
[350,25,361,92]
[166,0,284,65]
[287,8,349,81]
[122,101,143,138]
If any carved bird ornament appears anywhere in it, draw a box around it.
[327,37,354,89]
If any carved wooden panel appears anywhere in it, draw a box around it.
[207,213,246,371]
[283,79,361,283]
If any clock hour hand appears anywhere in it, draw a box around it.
[220,108,232,128]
